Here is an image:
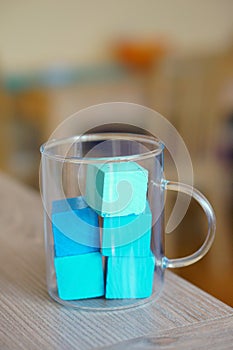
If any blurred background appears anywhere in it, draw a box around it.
[0,1,232,305]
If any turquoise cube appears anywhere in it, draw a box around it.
[85,162,148,217]
[102,201,152,257]
[105,254,155,299]
[52,196,100,257]
[55,252,104,300]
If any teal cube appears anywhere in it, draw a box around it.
[54,252,104,300]
[52,196,100,257]
[102,201,152,257]
[85,162,148,217]
[105,254,155,299]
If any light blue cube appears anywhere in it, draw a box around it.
[85,162,148,217]
[55,252,104,300]
[105,254,155,299]
[102,201,152,257]
[52,196,100,257]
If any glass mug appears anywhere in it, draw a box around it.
[40,133,215,311]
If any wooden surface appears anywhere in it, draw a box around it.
[0,173,232,350]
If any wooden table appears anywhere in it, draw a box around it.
[0,173,232,350]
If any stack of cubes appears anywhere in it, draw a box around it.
[52,162,155,300]
[52,197,104,300]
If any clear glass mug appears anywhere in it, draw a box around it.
[40,133,215,311]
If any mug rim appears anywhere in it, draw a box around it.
[40,133,164,164]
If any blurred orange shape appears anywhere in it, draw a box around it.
[114,39,167,70]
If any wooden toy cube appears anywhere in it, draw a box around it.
[55,252,104,300]
[105,254,155,299]
[102,201,152,257]
[52,196,100,257]
[85,162,148,217]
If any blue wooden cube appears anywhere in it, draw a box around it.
[85,162,148,217]
[105,254,155,299]
[52,196,87,213]
[52,196,100,257]
[55,252,104,300]
[102,201,152,257]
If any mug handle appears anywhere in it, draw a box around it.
[162,180,216,268]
